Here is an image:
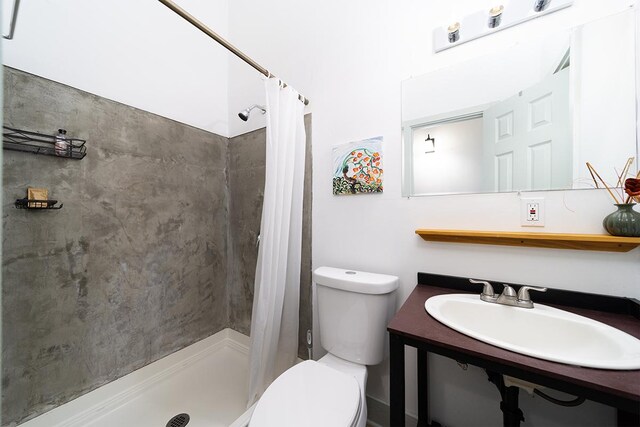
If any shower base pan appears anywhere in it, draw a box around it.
[19,329,253,427]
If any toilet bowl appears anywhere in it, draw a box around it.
[249,357,364,427]
[249,267,398,427]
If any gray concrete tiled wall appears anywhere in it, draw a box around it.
[2,67,312,425]
[2,67,230,425]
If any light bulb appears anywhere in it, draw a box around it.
[448,22,460,43]
[488,5,504,28]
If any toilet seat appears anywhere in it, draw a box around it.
[250,360,361,427]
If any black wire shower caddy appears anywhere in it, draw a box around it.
[3,126,87,160]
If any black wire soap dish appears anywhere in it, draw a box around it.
[15,198,63,210]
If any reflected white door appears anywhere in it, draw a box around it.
[483,68,571,192]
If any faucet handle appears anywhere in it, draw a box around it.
[517,286,547,302]
[501,284,517,298]
[469,279,496,298]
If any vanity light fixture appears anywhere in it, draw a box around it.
[534,0,551,12]
[488,5,504,28]
[447,22,460,43]
[425,134,435,153]
[433,0,571,52]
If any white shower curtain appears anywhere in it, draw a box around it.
[247,78,306,405]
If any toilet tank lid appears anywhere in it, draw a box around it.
[313,266,399,295]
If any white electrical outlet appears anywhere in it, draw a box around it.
[521,198,545,227]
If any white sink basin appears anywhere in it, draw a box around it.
[425,294,640,370]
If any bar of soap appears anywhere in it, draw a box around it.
[27,187,48,208]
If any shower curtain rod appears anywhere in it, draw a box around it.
[158,0,310,106]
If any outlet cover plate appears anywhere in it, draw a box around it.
[521,198,545,227]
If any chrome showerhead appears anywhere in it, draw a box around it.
[238,110,250,122]
[238,104,266,122]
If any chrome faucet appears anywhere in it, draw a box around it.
[469,279,547,309]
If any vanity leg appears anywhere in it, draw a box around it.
[390,333,405,427]
[617,408,640,426]
[417,349,441,426]
[417,349,428,426]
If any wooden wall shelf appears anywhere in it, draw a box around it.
[415,229,640,252]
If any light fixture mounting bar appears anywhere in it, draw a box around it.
[433,0,573,53]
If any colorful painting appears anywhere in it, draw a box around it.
[332,137,383,195]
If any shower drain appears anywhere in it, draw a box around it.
[166,413,190,427]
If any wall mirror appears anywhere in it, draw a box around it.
[401,9,638,196]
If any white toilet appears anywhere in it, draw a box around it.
[250,266,399,427]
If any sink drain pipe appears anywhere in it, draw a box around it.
[503,375,585,407]
[486,371,586,427]
[487,371,524,427]
[533,389,586,407]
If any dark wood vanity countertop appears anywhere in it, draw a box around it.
[388,284,640,403]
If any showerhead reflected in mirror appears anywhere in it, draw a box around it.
[401,9,638,197]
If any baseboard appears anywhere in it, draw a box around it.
[17,328,248,427]
[366,395,418,427]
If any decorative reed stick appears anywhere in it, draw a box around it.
[587,157,638,204]
[616,157,634,188]
[586,162,622,203]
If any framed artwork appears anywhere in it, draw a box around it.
[332,136,383,195]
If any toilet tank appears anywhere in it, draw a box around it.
[314,267,399,366]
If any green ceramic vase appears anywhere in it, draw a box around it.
[602,203,640,237]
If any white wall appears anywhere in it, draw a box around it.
[412,118,484,195]
[228,0,640,425]
[2,0,230,136]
